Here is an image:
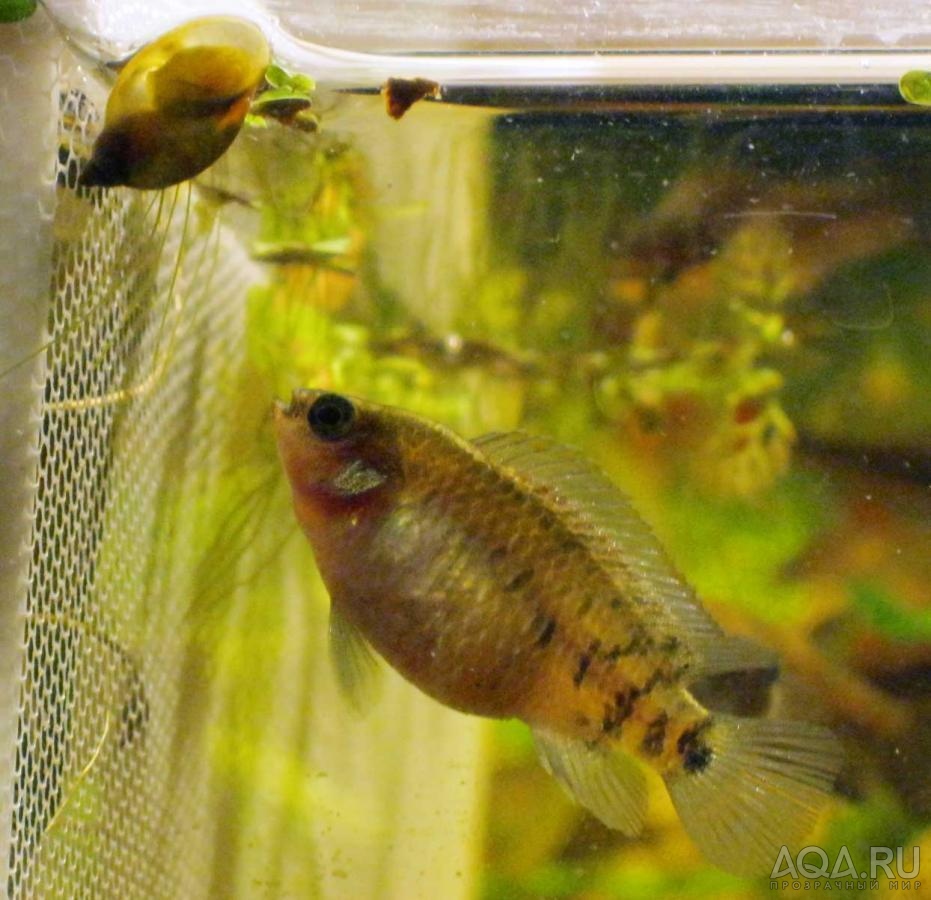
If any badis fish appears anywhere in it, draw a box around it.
[274,390,842,875]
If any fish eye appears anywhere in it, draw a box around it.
[307,393,356,441]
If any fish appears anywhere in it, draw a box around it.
[274,389,842,875]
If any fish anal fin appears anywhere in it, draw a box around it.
[329,605,382,714]
[664,715,842,875]
[533,727,647,837]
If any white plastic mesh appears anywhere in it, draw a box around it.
[2,17,486,900]
[6,68,251,897]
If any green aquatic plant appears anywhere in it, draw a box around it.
[220,106,505,899]
[784,245,931,449]
[468,111,931,899]
[246,64,318,132]
[899,70,931,106]
[617,218,799,497]
[848,582,931,644]
[0,0,36,22]
[193,96,931,900]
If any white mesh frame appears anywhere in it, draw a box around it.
[0,11,487,899]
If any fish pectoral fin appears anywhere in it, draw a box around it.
[329,606,383,714]
[663,714,842,876]
[533,727,647,837]
[687,634,779,681]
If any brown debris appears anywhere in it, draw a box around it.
[382,77,441,120]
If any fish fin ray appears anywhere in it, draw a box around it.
[473,431,722,649]
[329,605,382,714]
[687,635,778,680]
[664,715,841,875]
[533,727,647,836]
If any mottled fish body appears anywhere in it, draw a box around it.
[275,390,841,875]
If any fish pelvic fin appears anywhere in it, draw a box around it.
[663,714,842,875]
[533,727,647,836]
[329,605,383,714]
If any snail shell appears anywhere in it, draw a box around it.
[81,16,270,190]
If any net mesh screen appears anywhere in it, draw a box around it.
[8,80,249,898]
[3,24,485,900]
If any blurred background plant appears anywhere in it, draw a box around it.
[233,100,931,899]
[33,67,931,899]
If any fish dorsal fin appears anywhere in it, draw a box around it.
[329,605,383,714]
[473,431,726,656]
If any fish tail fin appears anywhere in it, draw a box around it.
[664,715,841,875]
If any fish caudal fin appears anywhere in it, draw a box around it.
[664,715,842,876]
[534,728,647,836]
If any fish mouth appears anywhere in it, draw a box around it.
[273,393,303,420]
[273,389,319,419]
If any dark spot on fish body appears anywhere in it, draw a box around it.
[641,712,669,757]
[560,535,583,553]
[677,719,713,773]
[602,686,641,734]
[641,668,669,695]
[573,656,591,689]
[609,597,624,611]
[603,644,623,665]
[535,616,557,648]
[497,479,519,501]
[573,640,601,688]
[575,713,591,729]
[488,545,507,565]
[615,688,641,716]
[683,744,712,773]
[669,663,690,682]
[577,594,594,617]
[601,710,616,735]
[613,625,652,659]
[505,568,534,592]
[659,635,681,654]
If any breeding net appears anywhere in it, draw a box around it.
[7,63,251,899]
[1,12,484,900]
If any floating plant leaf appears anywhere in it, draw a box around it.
[899,70,931,106]
[0,0,36,21]
[264,64,314,94]
[247,64,317,129]
[250,90,312,115]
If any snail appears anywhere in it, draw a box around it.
[80,16,270,190]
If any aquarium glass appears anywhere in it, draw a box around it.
[1,3,930,899]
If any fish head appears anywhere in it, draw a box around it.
[274,389,404,540]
